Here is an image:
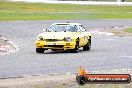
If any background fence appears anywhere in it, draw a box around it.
[57,0,132,2]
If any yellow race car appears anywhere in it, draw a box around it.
[35,23,91,53]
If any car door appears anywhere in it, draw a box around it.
[78,25,87,47]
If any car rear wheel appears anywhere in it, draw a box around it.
[83,38,91,51]
[36,48,45,53]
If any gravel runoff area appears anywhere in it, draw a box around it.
[0,36,17,55]
[0,69,132,88]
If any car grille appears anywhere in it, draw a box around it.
[44,39,63,42]
[44,45,64,48]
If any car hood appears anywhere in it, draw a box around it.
[38,32,80,39]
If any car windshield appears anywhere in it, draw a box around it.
[48,24,78,32]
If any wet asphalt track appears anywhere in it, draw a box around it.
[0,20,132,77]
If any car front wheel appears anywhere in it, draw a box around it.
[72,40,79,53]
[83,38,91,51]
[36,48,45,53]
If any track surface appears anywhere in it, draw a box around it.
[0,20,132,77]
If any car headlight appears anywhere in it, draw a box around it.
[63,37,72,42]
[37,36,44,41]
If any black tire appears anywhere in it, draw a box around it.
[72,40,79,53]
[36,48,45,53]
[83,37,91,51]
[76,75,86,85]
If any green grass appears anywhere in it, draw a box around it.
[0,1,132,20]
[125,28,132,33]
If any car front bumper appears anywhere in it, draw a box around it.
[35,40,76,50]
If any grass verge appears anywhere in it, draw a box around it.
[0,12,132,20]
[125,28,132,33]
[114,27,132,36]
[0,1,132,20]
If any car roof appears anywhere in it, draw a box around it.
[52,23,82,26]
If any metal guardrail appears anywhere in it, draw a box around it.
[45,1,132,5]
[10,0,132,5]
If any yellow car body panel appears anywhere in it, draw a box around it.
[35,40,76,50]
[35,32,91,50]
